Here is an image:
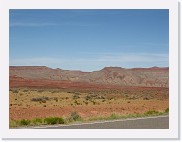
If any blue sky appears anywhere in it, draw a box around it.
[10,9,169,71]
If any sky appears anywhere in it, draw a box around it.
[9,9,169,72]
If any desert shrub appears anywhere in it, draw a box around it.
[90,94,97,97]
[127,113,144,118]
[12,90,19,93]
[128,96,137,100]
[109,113,120,119]
[73,95,80,99]
[145,110,159,115]
[109,97,114,100]
[69,112,81,121]
[20,119,30,126]
[31,96,49,102]
[74,100,81,105]
[74,92,81,95]
[10,120,19,127]
[23,90,29,92]
[74,100,78,104]
[44,117,65,125]
[53,97,58,102]
[143,97,150,100]
[165,108,169,113]
[124,94,129,97]
[85,95,91,100]
[92,101,96,105]
[19,93,23,96]
[42,100,46,103]
[51,90,60,93]
[96,96,105,99]
[37,90,44,93]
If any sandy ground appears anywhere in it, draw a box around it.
[10,100,168,120]
[9,88,169,120]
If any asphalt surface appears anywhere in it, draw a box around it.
[36,115,169,129]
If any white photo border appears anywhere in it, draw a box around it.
[0,0,179,139]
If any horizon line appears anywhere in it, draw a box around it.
[9,65,169,72]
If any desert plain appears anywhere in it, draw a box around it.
[9,66,169,127]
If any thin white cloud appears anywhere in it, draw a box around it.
[97,53,168,63]
[10,57,61,65]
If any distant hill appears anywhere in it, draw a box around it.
[10,66,169,88]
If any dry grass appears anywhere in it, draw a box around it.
[9,88,169,123]
[10,110,169,128]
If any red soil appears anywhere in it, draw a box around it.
[10,100,168,120]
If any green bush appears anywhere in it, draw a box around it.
[20,119,30,126]
[32,118,43,125]
[109,113,119,119]
[10,120,20,127]
[165,108,169,113]
[44,117,65,125]
[145,110,159,115]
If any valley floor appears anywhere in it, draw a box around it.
[9,87,169,125]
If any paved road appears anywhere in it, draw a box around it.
[36,115,169,129]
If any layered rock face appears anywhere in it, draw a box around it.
[10,66,169,88]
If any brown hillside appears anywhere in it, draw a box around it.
[10,66,169,88]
